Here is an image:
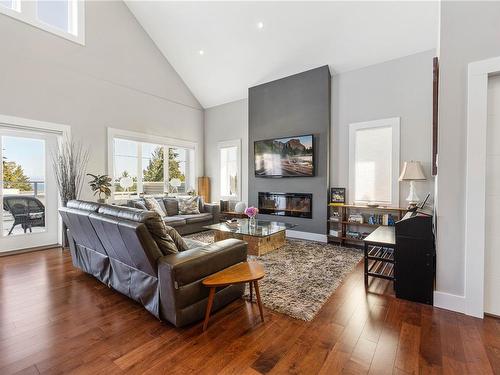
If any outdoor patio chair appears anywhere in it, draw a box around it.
[3,195,45,235]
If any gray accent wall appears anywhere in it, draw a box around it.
[248,66,331,234]
[0,1,203,200]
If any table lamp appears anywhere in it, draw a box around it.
[399,161,426,207]
[169,178,182,194]
[119,176,133,198]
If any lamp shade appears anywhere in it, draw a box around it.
[119,176,133,189]
[399,161,426,181]
[169,178,182,188]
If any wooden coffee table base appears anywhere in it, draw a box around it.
[202,262,265,331]
[213,230,286,256]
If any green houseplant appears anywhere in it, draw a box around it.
[87,174,112,203]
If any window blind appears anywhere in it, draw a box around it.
[353,125,393,203]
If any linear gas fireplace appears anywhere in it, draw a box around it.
[258,192,312,219]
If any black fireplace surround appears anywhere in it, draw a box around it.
[258,192,312,219]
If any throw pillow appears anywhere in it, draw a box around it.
[156,199,168,215]
[165,225,188,251]
[144,212,178,255]
[178,196,200,215]
[163,198,179,216]
[144,197,166,217]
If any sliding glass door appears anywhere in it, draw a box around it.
[0,128,59,252]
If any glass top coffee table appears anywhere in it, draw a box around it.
[203,219,295,256]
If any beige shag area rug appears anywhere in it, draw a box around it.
[186,230,363,321]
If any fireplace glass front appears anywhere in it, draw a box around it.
[258,192,312,219]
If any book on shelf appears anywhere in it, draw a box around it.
[367,213,395,226]
[329,229,339,237]
[346,230,364,240]
[348,213,364,223]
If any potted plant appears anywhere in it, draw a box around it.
[87,174,112,203]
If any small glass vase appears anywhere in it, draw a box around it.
[249,216,256,228]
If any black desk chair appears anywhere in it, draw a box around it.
[3,196,45,235]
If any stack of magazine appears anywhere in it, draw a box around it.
[225,220,240,228]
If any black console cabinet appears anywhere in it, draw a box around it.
[394,211,435,305]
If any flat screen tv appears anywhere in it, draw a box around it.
[254,134,314,177]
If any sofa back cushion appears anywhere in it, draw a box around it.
[178,196,200,215]
[90,213,161,277]
[60,203,107,258]
[198,195,205,213]
[62,202,160,278]
[67,200,101,212]
[98,204,178,256]
[99,204,152,222]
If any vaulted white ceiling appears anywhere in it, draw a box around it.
[126,1,439,108]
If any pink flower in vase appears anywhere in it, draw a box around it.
[244,206,259,218]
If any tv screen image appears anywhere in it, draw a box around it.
[254,134,314,177]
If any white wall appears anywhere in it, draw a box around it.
[205,51,434,210]
[332,50,435,205]
[0,1,203,200]
[204,99,248,203]
[436,1,500,299]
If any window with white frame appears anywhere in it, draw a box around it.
[0,0,84,44]
[168,147,192,194]
[0,0,19,11]
[349,118,400,206]
[113,138,140,196]
[218,140,241,200]
[109,129,196,200]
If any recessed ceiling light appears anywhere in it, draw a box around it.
[257,21,264,30]
[199,50,204,55]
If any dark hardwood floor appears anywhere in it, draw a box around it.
[0,248,498,374]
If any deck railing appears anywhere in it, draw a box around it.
[1,181,45,198]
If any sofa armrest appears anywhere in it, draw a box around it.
[158,239,247,288]
[203,203,220,223]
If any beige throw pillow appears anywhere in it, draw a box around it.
[144,213,178,255]
[164,225,188,251]
[178,196,200,215]
[144,197,166,217]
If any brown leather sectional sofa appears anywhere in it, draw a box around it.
[59,200,247,327]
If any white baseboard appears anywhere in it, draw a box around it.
[285,230,327,243]
[433,291,466,314]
